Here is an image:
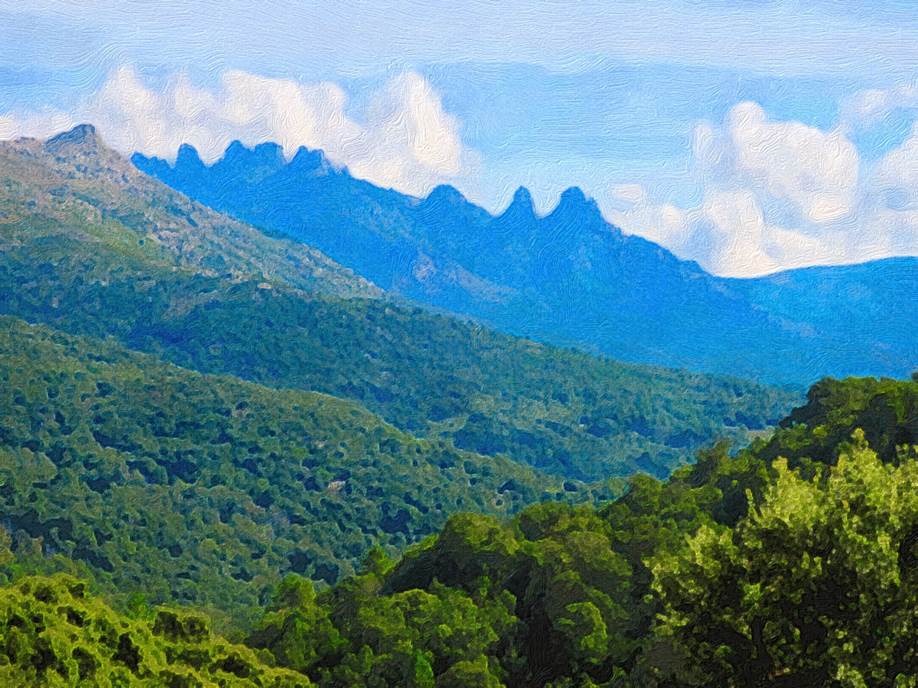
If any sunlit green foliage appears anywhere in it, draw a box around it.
[0,574,311,687]
[245,375,917,687]
[653,434,918,686]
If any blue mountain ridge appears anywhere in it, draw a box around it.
[133,142,918,384]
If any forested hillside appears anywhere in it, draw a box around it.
[2,375,914,687]
[0,128,795,482]
[0,316,583,623]
[224,374,918,687]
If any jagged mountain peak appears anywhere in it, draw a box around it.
[553,186,598,213]
[511,185,533,205]
[542,186,606,232]
[423,184,466,206]
[175,143,204,167]
[44,123,101,153]
[289,145,335,174]
[507,186,535,212]
[131,129,918,383]
[218,140,285,168]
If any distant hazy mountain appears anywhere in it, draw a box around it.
[135,142,918,383]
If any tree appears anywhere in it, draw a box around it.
[652,431,918,687]
[248,575,344,673]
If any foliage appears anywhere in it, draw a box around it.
[653,434,918,686]
[0,323,913,686]
[0,574,311,687]
[757,376,918,467]
[0,316,574,623]
[244,375,918,687]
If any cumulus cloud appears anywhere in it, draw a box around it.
[694,101,859,224]
[611,98,918,276]
[872,121,918,207]
[1,66,475,198]
[840,82,918,131]
[0,110,75,141]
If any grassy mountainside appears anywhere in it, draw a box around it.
[0,125,377,299]
[0,317,574,622]
[0,129,795,481]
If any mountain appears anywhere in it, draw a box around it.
[727,258,918,378]
[1,126,795,482]
[3,125,377,299]
[135,142,918,384]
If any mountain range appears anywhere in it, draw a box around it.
[0,125,791,485]
[2,124,917,686]
[0,123,802,613]
[134,141,917,384]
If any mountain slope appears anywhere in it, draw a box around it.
[3,125,376,299]
[135,142,918,383]
[0,316,571,619]
[1,127,795,481]
[728,257,918,377]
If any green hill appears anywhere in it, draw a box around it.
[0,130,796,482]
[0,316,575,623]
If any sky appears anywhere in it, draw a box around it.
[1,0,918,276]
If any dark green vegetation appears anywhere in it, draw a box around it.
[1,375,914,686]
[228,375,917,688]
[0,316,579,623]
[0,128,795,482]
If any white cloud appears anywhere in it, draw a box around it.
[0,110,74,141]
[609,99,918,277]
[611,187,837,276]
[609,183,646,205]
[871,121,918,207]
[697,101,860,224]
[840,82,918,131]
[1,66,475,198]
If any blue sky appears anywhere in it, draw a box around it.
[2,0,918,275]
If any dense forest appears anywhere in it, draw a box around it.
[1,372,915,686]
[0,316,605,624]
